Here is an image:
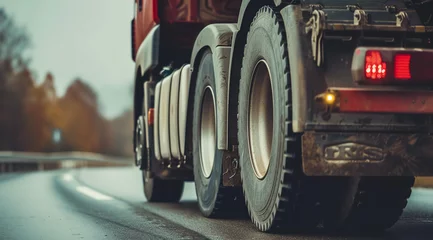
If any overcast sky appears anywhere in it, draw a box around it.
[1,0,135,119]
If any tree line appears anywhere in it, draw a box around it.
[0,8,133,157]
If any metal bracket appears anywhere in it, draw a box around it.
[346,4,361,12]
[396,11,410,28]
[176,156,187,168]
[222,147,241,187]
[305,10,326,67]
[354,9,368,26]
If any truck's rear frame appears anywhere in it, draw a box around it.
[296,6,433,176]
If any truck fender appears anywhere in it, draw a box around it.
[133,25,160,119]
[280,4,308,132]
[134,25,160,77]
[133,25,160,157]
[190,24,238,150]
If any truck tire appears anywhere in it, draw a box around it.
[193,49,244,217]
[341,176,414,233]
[237,6,324,232]
[136,97,184,203]
[143,171,184,203]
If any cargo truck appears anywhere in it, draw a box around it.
[131,0,433,233]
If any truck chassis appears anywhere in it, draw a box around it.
[131,0,433,233]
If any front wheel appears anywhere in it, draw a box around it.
[142,171,184,203]
[136,102,184,203]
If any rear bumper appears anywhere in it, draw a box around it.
[302,131,433,176]
[331,88,433,114]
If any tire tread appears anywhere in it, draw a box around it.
[239,6,321,232]
[342,177,415,232]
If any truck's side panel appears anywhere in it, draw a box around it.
[160,0,241,24]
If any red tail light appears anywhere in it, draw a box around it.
[365,51,387,80]
[352,47,433,85]
[394,54,411,80]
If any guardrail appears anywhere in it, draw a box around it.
[2,152,433,188]
[0,151,133,173]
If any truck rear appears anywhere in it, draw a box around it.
[131,0,433,233]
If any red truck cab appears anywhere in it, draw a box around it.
[132,0,241,62]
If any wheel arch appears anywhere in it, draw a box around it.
[189,24,237,151]
[134,25,160,77]
[133,24,160,126]
[133,24,160,163]
[133,24,160,131]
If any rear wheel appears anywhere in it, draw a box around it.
[193,49,244,217]
[238,6,323,232]
[237,6,358,232]
[340,176,414,233]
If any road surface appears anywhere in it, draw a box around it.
[1,167,433,240]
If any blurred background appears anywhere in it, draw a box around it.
[0,0,432,187]
[0,0,134,170]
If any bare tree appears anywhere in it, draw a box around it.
[0,8,31,68]
[0,9,31,150]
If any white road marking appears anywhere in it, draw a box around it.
[76,186,113,201]
[62,174,74,182]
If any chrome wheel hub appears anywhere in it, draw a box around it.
[248,60,274,180]
[200,86,217,178]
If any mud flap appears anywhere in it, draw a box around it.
[302,131,433,176]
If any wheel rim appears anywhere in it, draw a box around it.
[135,117,144,166]
[248,60,273,180]
[200,86,216,178]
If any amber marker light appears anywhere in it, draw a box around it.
[148,108,155,126]
[325,93,336,105]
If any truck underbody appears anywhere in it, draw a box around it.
[130,0,433,233]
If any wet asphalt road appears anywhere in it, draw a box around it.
[1,167,433,240]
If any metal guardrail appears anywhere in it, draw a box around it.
[2,152,432,187]
[0,151,133,173]
[0,151,132,163]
